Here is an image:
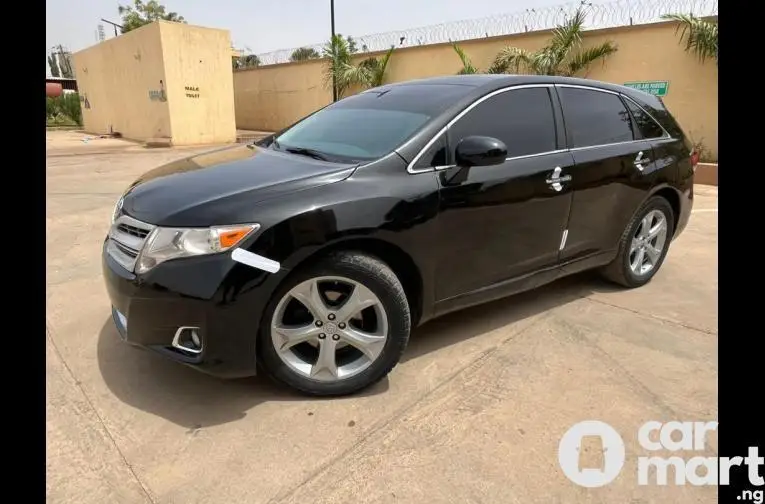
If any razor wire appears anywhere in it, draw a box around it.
[251,0,717,66]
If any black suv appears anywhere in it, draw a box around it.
[103,75,695,396]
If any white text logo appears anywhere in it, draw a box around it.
[558,420,764,493]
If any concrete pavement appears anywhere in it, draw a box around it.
[46,132,718,504]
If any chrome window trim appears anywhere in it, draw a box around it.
[555,83,620,95]
[406,84,555,174]
[502,149,570,163]
[557,83,671,141]
[569,139,652,152]
[430,148,572,172]
[406,82,677,175]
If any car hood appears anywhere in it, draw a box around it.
[122,144,357,227]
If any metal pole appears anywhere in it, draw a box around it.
[100,18,124,36]
[331,0,337,102]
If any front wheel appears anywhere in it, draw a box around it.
[600,196,675,288]
[257,251,411,396]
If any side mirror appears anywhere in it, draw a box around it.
[455,136,508,168]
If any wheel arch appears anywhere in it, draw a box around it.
[647,184,682,237]
[274,236,425,327]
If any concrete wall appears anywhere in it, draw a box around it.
[234,60,330,134]
[234,21,718,158]
[73,21,236,145]
[73,23,172,141]
[160,22,236,145]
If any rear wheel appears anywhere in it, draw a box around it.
[600,196,675,288]
[257,251,410,396]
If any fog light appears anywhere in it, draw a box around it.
[190,330,201,348]
[172,326,203,354]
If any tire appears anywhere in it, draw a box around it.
[600,196,675,288]
[257,250,411,396]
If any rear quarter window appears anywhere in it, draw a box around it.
[625,92,686,142]
[622,98,666,139]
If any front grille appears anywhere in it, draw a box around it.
[114,241,139,258]
[117,223,150,239]
[107,215,155,272]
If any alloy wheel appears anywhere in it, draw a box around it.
[629,209,668,276]
[270,276,389,382]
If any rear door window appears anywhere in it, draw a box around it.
[558,87,636,148]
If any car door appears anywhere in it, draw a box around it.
[621,95,679,184]
[431,85,575,303]
[555,84,657,269]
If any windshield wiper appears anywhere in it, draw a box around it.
[284,146,330,161]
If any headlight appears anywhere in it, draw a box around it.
[135,224,259,274]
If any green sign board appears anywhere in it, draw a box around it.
[623,80,669,97]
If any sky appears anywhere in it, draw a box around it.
[45,0,571,75]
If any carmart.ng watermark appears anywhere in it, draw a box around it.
[558,420,763,502]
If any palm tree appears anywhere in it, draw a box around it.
[453,44,479,74]
[322,35,395,98]
[290,47,321,62]
[354,46,396,87]
[322,34,356,98]
[346,46,395,87]
[452,44,509,75]
[490,5,617,76]
[661,14,718,65]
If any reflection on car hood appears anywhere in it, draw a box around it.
[122,144,357,227]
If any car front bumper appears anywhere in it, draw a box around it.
[102,240,276,378]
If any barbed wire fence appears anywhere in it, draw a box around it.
[252,0,717,66]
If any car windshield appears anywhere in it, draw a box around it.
[272,84,474,162]
[274,106,430,162]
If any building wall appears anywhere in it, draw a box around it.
[234,21,718,158]
[73,22,172,141]
[234,60,331,134]
[73,21,236,145]
[159,22,236,145]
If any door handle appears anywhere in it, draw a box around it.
[634,151,652,171]
[545,166,572,192]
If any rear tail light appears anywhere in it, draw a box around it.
[690,150,700,172]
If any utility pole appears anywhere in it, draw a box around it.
[54,45,74,78]
[331,0,337,102]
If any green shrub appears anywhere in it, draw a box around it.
[56,93,83,126]
[47,93,83,126]
[689,133,716,163]
[46,97,58,119]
